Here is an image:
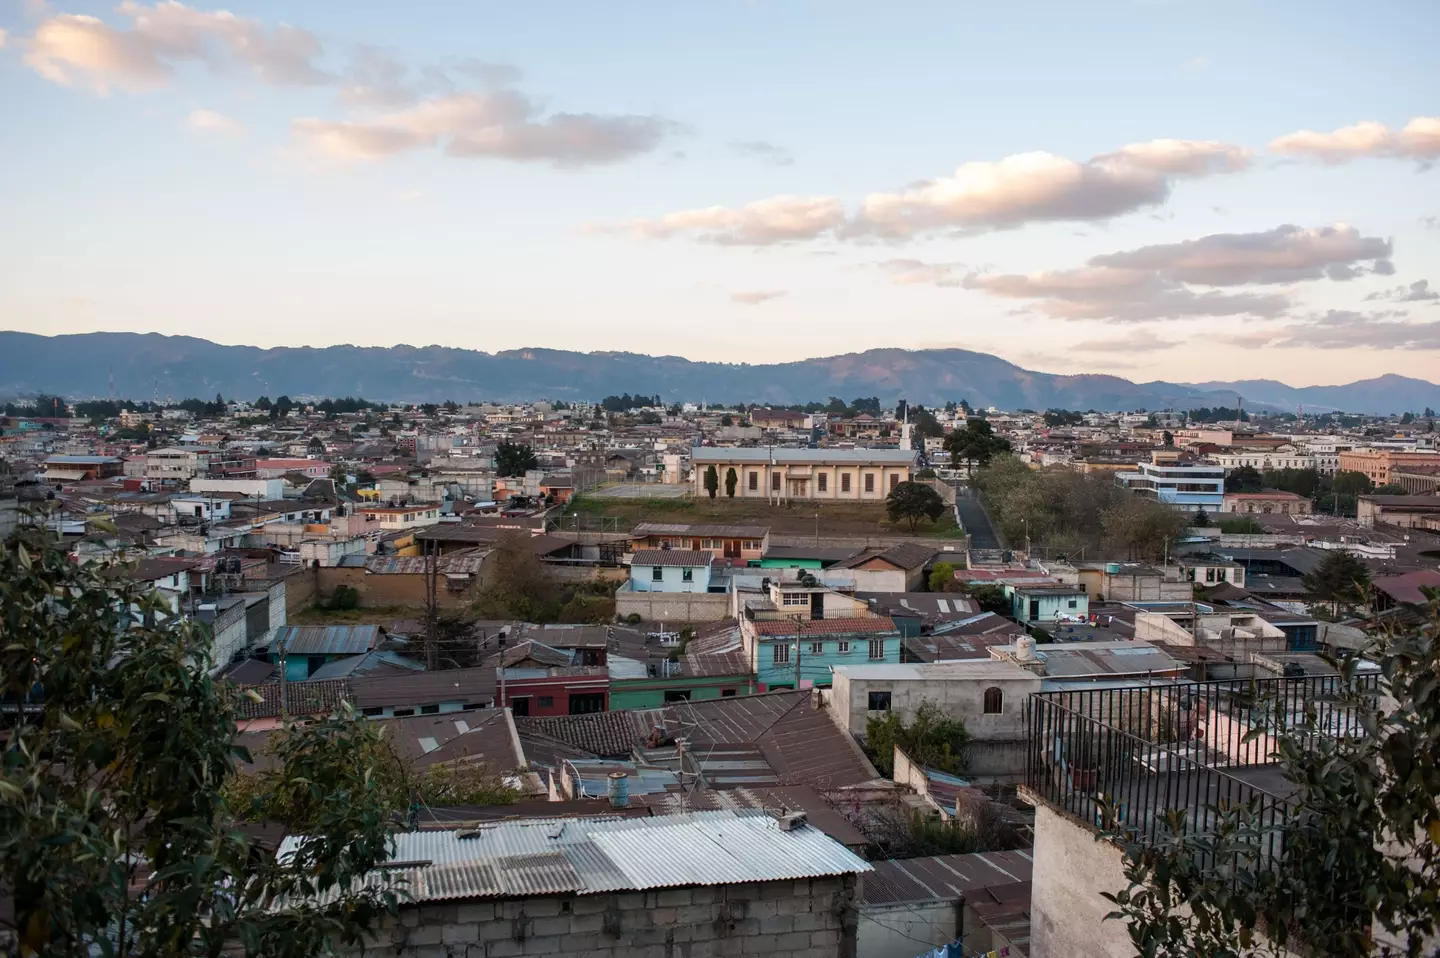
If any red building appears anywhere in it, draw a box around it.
[497,666,609,717]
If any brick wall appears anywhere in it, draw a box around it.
[353,875,859,958]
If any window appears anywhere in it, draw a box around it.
[392,708,415,717]
[773,643,790,664]
[682,567,693,582]
[772,472,781,491]
[817,473,828,492]
[721,688,737,697]
[983,687,1004,714]
[841,473,852,493]
[361,706,385,717]
[868,690,892,712]
[864,473,875,493]
[569,693,606,714]
[420,704,440,715]
[1067,599,1077,609]
[663,689,692,703]
[1216,568,1227,581]
[868,638,885,660]
[809,641,824,655]
[537,696,553,708]
[889,473,899,492]
[652,566,664,582]
[837,640,850,654]
[782,592,808,606]
[1205,568,1216,583]
[749,471,758,490]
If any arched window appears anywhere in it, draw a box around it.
[983,687,1004,714]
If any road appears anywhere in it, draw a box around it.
[954,492,1002,550]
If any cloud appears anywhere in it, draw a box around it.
[845,138,1249,239]
[1088,224,1392,285]
[1074,329,1179,352]
[23,2,329,93]
[960,223,1390,323]
[730,140,794,166]
[185,107,242,136]
[1251,309,1440,350]
[1183,56,1208,70]
[292,90,676,166]
[964,267,1290,322]
[1269,116,1440,163]
[615,195,845,245]
[0,28,8,48]
[1366,279,1440,304]
[730,290,787,305]
[877,259,967,287]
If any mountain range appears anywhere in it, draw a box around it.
[2,332,1436,415]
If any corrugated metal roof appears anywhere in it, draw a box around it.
[278,810,868,902]
[266,625,381,656]
[632,550,713,567]
[861,850,1033,905]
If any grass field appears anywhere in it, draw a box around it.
[564,492,962,538]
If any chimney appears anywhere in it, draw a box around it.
[607,771,630,809]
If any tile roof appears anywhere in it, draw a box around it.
[233,678,351,720]
[752,617,897,636]
[379,708,523,770]
[632,550,714,567]
[364,550,488,575]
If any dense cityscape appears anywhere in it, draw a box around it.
[2,386,1438,956]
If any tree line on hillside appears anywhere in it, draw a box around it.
[974,455,1190,560]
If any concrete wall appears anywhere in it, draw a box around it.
[615,588,730,623]
[208,599,249,671]
[354,875,859,958]
[315,566,480,611]
[831,667,1041,740]
[1028,802,1135,958]
[857,901,957,958]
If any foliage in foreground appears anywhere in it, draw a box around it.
[1099,597,1440,957]
[0,530,401,957]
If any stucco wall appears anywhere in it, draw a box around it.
[1029,802,1136,958]
[832,669,1041,740]
[352,875,859,958]
[615,589,730,623]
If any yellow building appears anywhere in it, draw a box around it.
[689,447,917,501]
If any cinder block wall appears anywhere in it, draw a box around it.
[357,874,859,958]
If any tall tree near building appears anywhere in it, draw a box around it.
[1303,548,1373,616]
[704,464,719,499]
[494,441,539,477]
[886,481,946,532]
[1103,617,1440,957]
[944,419,1011,469]
[1225,465,1264,493]
[0,529,401,958]
[724,467,738,498]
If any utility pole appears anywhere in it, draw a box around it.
[423,538,438,670]
[277,644,288,720]
[497,630,507,709]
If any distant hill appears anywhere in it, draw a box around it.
[1,331,1435,414]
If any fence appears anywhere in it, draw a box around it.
[1025,674,1375,866]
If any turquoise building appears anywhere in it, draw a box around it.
[744,615,902,690]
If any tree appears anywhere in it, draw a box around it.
[720,414,734,427]
[928,561,960,592]
[1100,496,1191,561]
[328,462,348,483]
[0,529,401,957]
[965,584,1011,615]
[724,467,738,498]
[865,700,971,777]
[1162,429,1174,447]
[494,441,539,477]
[471,531,559,621]
[944,419,1011,469]
[703,464,719,499]
[886,481,946,532]
[1374,483,1410,495]
[1192,508,1212,527]
[1303,548,1373,615]
[1103,616,1440,957]
[1225,464,1265,493]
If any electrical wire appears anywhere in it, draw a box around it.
[857,912,959,950]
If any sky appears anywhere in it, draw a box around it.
[1,0,1438,387]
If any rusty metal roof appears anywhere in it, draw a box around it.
[861,850,1033,905]
[278,810,868,902]
[264,625,381,656]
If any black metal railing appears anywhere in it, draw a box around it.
[1024,674,1377,865]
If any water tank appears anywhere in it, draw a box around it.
[1105,562,1123,574]
[1015,634,1037,661]
[607,771,630,808]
